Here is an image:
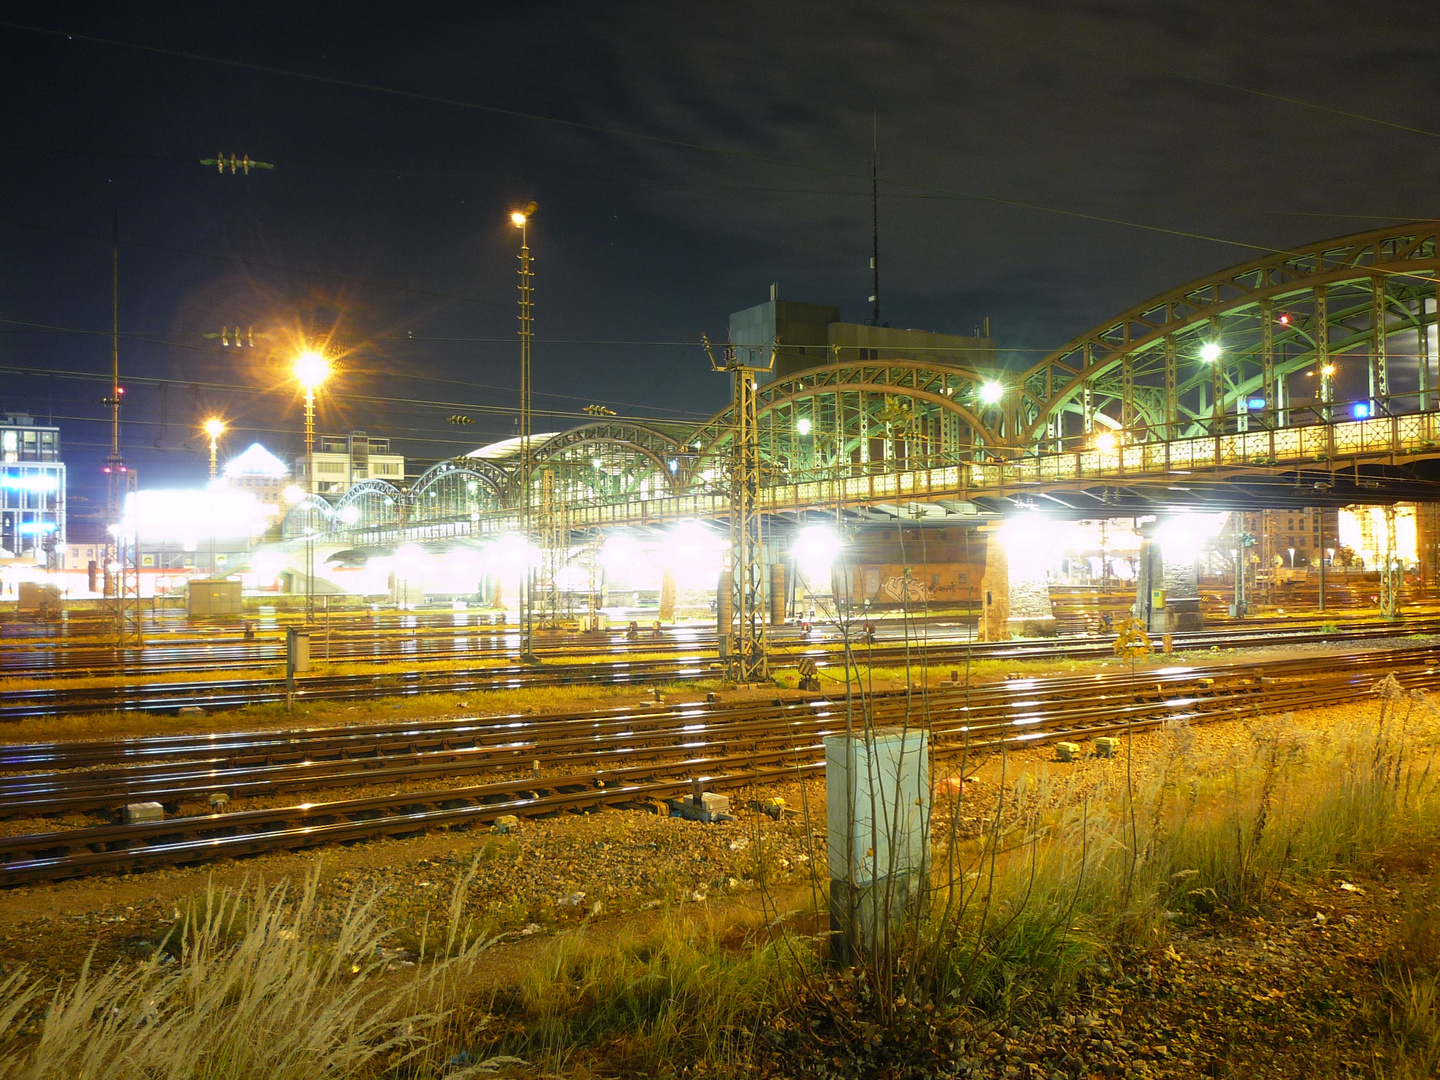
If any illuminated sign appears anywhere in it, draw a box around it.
[1,474,59,493]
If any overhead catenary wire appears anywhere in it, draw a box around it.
[1,19,1434,266]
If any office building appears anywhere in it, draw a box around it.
[0,413,65,563]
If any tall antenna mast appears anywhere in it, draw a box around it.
[109,208,121,466]
[870,113,880,325]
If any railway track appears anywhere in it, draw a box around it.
[1,644,1432,886]
[4,617,1440,721]
[4,605,1434,680]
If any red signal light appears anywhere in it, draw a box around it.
[1278,313,1290,325]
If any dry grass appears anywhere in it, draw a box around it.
[0,869,495,1080]
[9,682,1440,1077]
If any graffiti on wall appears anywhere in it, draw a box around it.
[880,574,932,603]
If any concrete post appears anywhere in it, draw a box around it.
[978,523,1056,639]
[826,728,929,963]
[1134,531,1203,633]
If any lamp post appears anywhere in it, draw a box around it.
[202,418,227,576]
[511,205,538,663]
[203,418,226,481]
[295,350,330,622]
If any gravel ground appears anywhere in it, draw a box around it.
[0,638,1425,989]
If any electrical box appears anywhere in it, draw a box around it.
[188,578,242,617]
[826,728,929,887]
[17,582,60,614]
[286,629,311,674]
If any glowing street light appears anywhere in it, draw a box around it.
[979,381,1004,406]
[796,416,812,435]
[1094,431,1118,453]
[511,202,538,663]
[1199,341,1222,363]
[294,348,332,621]
[202,418,226,481]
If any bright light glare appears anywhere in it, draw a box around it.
[1199,342,1222,363]
[601,534,644,578]
[667,521,724,588]
[1155,512,1228,562]
[203,418,226,439]
[282,484,306,505]
[294,350,331,391]
[338,505,361,525]
[122,488,274,544]
[1093,431,1117,452]
[998,518,1052,578]
[796,417,812,435]
[510,210,527,226]
[1321,364,1336,377]
[979,381,1004,405]
[225,443,287,478]
[396,543,427,566]
[794,525,841,584]
[486,533,538,578]
[248,550,286,585]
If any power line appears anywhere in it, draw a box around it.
[0,361,694,426]
[1,19,1425,263]
[0,217,510,310]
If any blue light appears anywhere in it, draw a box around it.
[1352,403,1371,419]
[1,474,58,493]
[1245,397,1266,410]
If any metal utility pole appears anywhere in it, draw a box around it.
[304,387,317,621]
[537,466,570,626]
[102,211,142,647]
[1380,505,1401,619]
[705,334,773,682]
[869,115,880,325]
[512,205,538,662]
[1230,512,1249,618]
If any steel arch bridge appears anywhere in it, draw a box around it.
[299,220,1440,543]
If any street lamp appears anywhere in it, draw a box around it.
[294,349,331,621]
[979,381,1004,406]
[203,418,226,481]
[511,204,538,662]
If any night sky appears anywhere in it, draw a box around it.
[2,1,1437,527]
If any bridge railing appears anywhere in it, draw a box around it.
[324,411,1440,540]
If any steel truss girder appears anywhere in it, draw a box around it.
[1018,221,1440,445]
[530,421,690,486]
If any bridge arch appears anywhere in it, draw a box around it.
[409,459,510,524]
[1016,221,1440,450]
[686,360,1010,485]
[279,494,336,540]
[333,479,407,531]
[529,421,690,502]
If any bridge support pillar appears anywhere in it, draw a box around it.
[1134,533,1204,634]
[979,524,1056,640]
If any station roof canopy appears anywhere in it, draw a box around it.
[463,433,563,463]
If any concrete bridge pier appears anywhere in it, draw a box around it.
[979,523,1057,640]
[1133,529,1204,634]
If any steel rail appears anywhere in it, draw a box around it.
[4,611,1435,681]
[0,648,1432,885]
[6,641,1428,776]
[6,620,1440,722]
